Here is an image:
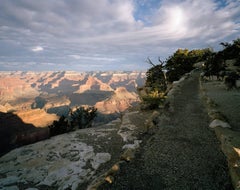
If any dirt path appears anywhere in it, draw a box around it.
[102,72,232,190]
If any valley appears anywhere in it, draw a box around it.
[0,71,145,155]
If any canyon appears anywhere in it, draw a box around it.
[0,71,145,155]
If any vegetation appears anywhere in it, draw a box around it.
[141,48,210,109]
[202,38,240,89]
[145,57,167,92]
[141,37,240,109]
[219,38,240,65]
[48,115,72,136]
[139,57,167,110]
[141,90,166,110]
[165,48,211,82]
[69,106,97,129]
[49,106,97,136]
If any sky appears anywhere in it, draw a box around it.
[0,0,239,71]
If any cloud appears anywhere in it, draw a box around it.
[152,0,239,42]
[69,54,120,62]
[0,0,239,71]
[31,46,44,52]
[69,55,81,60]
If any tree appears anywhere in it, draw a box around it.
[70,106,97,129]
[140,57,167,110]
[220,38,240,65]
[165,48,211,82]
[48,106,97,136]
[48,115,70,136]
[145,57,167,92]
[204,52,225,79]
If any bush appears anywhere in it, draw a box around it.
[70,106,97,129]
[140,90,166,110]
[145,64,167,92]
[49,115,72,136]
[48,106,97,136]
[224,72,240,90]
[165,48,211,82]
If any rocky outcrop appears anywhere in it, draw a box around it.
[200,74,240,190]
[87,110,150,189]
[0,71,145,114]
[0,76,39,104]
[14,109,58,127]
[42,95,71,110]
[0,108,152,190]
[95,87,139,114]
[75,76,113,93]
[0,118,124,190]
[0,71,145,157]
[0,111,51,156]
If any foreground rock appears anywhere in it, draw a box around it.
[0,119,121,190]
[0,110,149,190]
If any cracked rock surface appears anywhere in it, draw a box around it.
[0,121,123,190]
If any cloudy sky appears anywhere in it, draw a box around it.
[0,0,239,71]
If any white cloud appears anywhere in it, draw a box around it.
[69,54,118,62]
[32,46,44,52]
[0,0,239,71]
[69,55,81,59]
[151,0,239,42]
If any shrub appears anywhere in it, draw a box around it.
[49,115,71,136]
[70,106,97,129]
[141,90,166,110]
[48,106,97,136]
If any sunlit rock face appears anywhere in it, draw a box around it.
[95,87,140,114]
[75,76,113,93]
[0,76,39,104]
[0,71,145,155]
[0,70,145,116]
[14,109,59,128]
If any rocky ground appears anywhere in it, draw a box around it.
[200,77,240,190]
[202,80,240,131]
[99,71,234,190]
[1,70,240,190]
[0,109,151,190]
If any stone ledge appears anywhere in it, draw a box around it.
[200,78,240,190]
[87,111,147,190]
[87,144,139,190]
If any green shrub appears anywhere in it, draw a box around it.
[141,90,166,110]
[48,106,97,136]
[70,106,97,129]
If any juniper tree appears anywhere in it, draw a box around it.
[145,57,167,93]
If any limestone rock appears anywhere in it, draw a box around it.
[122,140,142,150]
[209,119,231,129]
[0,126,117,190]
[91,153,111,170]
[120,148,135,162]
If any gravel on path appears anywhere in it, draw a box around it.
[101,71,233,190]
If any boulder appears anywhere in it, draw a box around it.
[209,119,231,129]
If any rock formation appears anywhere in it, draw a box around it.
[14,109,59,128]
[95,87,139,114]
[75,76,113,93]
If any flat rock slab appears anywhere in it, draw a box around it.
[209,119,231,128]
[0,110,148,190]
[0,120,124,190]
